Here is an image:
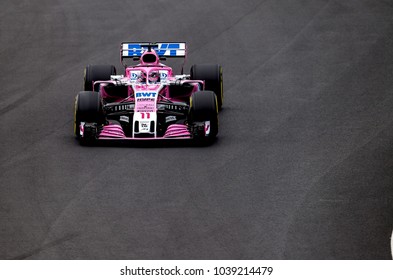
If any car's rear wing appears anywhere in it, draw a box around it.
[120,42,187,72]
[121,42,186,60]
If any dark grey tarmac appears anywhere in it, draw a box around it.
[1,0,393,259]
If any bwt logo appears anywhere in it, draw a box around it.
[136,92,157,98]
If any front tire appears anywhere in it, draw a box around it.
[84,64,116,91]
[74,91,104,144]
[190,64,223,110]
[190,90,218,143]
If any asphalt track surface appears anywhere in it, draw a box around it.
[1,0,393,260]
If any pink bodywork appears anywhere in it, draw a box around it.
[99,124,191,140]
[94,50,200,140]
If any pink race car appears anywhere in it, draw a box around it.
[74,42,223,145]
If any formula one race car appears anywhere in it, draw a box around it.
[74,42,223,145]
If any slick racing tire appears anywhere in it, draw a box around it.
[74,91,105,144]
[190,90,218,143]
[190,64,223,110]
[84,64,116,91]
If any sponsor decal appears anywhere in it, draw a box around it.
[155,43,183,56]
[135,92,157,98]
[136,98,155,102]
[139,121,150,132]
[166,116,177,123]
[130,71,141,81]
[136,95,156,112]
[120,116,129,123]
[80,122,85,137]
[205,121,211,136]
[123,43,185,57]
[159,70,168,80]
[136,104,155,112]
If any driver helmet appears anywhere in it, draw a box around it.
[138,71,147,83]
[148,71,160,84]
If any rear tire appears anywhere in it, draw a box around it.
[74,91,104,144]
[190,64,223,110]
[84,65,116,91]
[190,91,218,143]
